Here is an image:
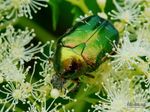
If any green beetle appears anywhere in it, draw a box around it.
[51,15,119,89]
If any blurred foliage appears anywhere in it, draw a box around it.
[16,0,115,42]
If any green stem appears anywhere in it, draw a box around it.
[28,97,41,110]
[14,106,24,112]
[0,19,16,30]
[67,0,89,14]
[16,17,56,42]
[78,1,89,14]
[84,97,99,104]
[59,84,99,112]
[74,101,86,112]
[4,103,24,112]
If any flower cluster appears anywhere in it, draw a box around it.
[0,25,42,82]
[0,25,74,111]
[0,1,75,111]
[109,0,142,25]
[106,0,150,77]
[92,78,150,112]
[1,0,150,111]
[0,25,42,111]
[91,0,150,111]
[0,0,48,26]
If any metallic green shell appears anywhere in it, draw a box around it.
[53,15,119,74]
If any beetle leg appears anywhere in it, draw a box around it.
[70,79,80,92]
[84,73,95,78]
[60,77,65,91]
[48,57,53,65]
[51,74,66,91]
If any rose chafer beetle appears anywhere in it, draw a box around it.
[51,15,119,89]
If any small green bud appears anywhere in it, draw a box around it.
[96,0,106,11]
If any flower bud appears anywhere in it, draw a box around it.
[50,88,60,98]
[98,12,108,19]
[96,0,106,11]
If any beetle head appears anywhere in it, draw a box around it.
[51,58,83,90]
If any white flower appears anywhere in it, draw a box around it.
[40,60,55,85]
[0,58,27,82]
[26,97,61,112]
[2,0,48,19]
[92,78,149,112]
[107,33,148,71]
[1,25,44,64]
[0,39,8,61]
[109,0,142,25]
[135,24,150,44]
[39,40,55,85]
[20,61,45,101]
[124,0,144,4]
[20,80,44,101]
[142,6,150,21]
[0,82,28,112]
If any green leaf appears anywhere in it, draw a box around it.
[17,17,56,42]
[48,0,59,30]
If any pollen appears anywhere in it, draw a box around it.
[22,82,33,93]
[12,89,22,100]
